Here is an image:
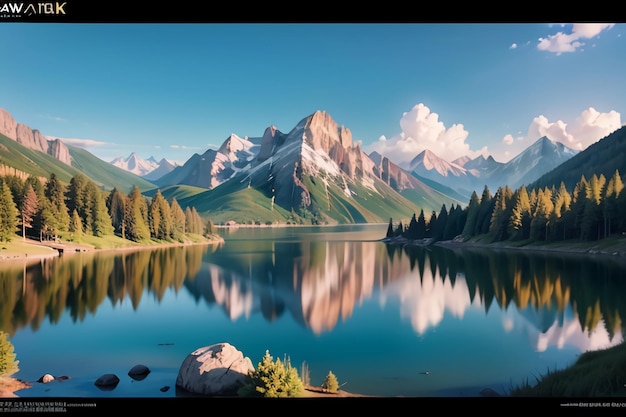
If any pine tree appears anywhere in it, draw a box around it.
[406,213,418,239]
[69,209,83,241]
[508,185,531,241]
[205,218,216,236]
[321,370,339,392]
[169,198,186,240]
[237,350,304,398]
[88,184,114,237]
[386,217,394,238]
[0,181,19,242]
[0,331,19,377]
[489,186,513,242]
[603,170,624,238]
[416,209,427,239]
[149,189,171,240]
[44,173,70,241]
[125,185,150,242]
[107,188,127,238]
[462,190,480,239]
[20,183,39,240]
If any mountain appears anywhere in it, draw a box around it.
[142,158,178,181]
[174,110,462,225]
[409,149,480,199]
[155,133,259,189]
[0,108,157,193]
[110,153,178,180]
[0,108,71,165]
[407,136,579,200]
[528,125,626,191]
[489,136,579,190]
[110,152,159,177]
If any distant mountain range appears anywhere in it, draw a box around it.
[110,152,178,180]
[408,137,580,200]
[1,105,623,225]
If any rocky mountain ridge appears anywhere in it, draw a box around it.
[0,108,71,165]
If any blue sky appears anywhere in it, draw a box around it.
[0,23,623,166]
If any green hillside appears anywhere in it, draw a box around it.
[68,145,156,193]
[180,186,296,225]
[0,133,157,193]
[0,133,79,182]
[143,184,208,202]
[179,169,431,225]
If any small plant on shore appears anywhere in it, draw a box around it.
[301,360,311,386]
[0,331,19,377]
[321,370,339,392]
[237,350,304,398]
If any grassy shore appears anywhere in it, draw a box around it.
[0,233,224,265]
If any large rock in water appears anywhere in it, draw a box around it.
[176,343,255,396]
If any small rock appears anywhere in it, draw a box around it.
[94,374,120,390]
[37,374,55,383]
[128,364,151,381]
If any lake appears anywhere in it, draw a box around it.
[1,223,625,402]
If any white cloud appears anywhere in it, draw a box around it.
[493,107,622,162]
[364,103,483,168]
[49,137,108,147]
[510,43,517,49]
[502,134,515,145]
[537,23,615,55]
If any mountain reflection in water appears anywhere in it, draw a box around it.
[1,225,624,397]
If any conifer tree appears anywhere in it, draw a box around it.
[416,209,427,239]
[149,189,171,240]
[0,181,19,242]
[462,190,480,239]
[125,185,150,242]
[20,183,39,240]
[489,186,513,242]
[69,209,83,240]
[88,183,114,237]
[508,185,531,241]
[44,173,70,241]
[474,185,493,235]
[237,350,304,398]
[0,331,19,377]
[169,197,186,240]
[107,188,127,238]
[406,213,418,239]
[386,217,394,238]
[321,370,339,392]
[603,170,624,238]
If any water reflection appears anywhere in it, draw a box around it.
[1,239,624,356]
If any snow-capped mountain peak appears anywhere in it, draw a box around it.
[110,152,160,177]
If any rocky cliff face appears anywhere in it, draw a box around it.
[0,108,71,165]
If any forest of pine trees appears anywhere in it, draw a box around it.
[386,170,626,245]
[0,172,215,244]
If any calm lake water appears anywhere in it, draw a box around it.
[1,223,625,400]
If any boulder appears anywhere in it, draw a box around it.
[94,374,119,390]
[128,364,151,381]
[176,342,254,396]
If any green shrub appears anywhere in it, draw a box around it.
[321,370,339,392]
[0,331,19,377]
[238,350,304,398]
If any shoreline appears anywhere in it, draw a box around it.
[0,235,225,265]
[382,234,626,260]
